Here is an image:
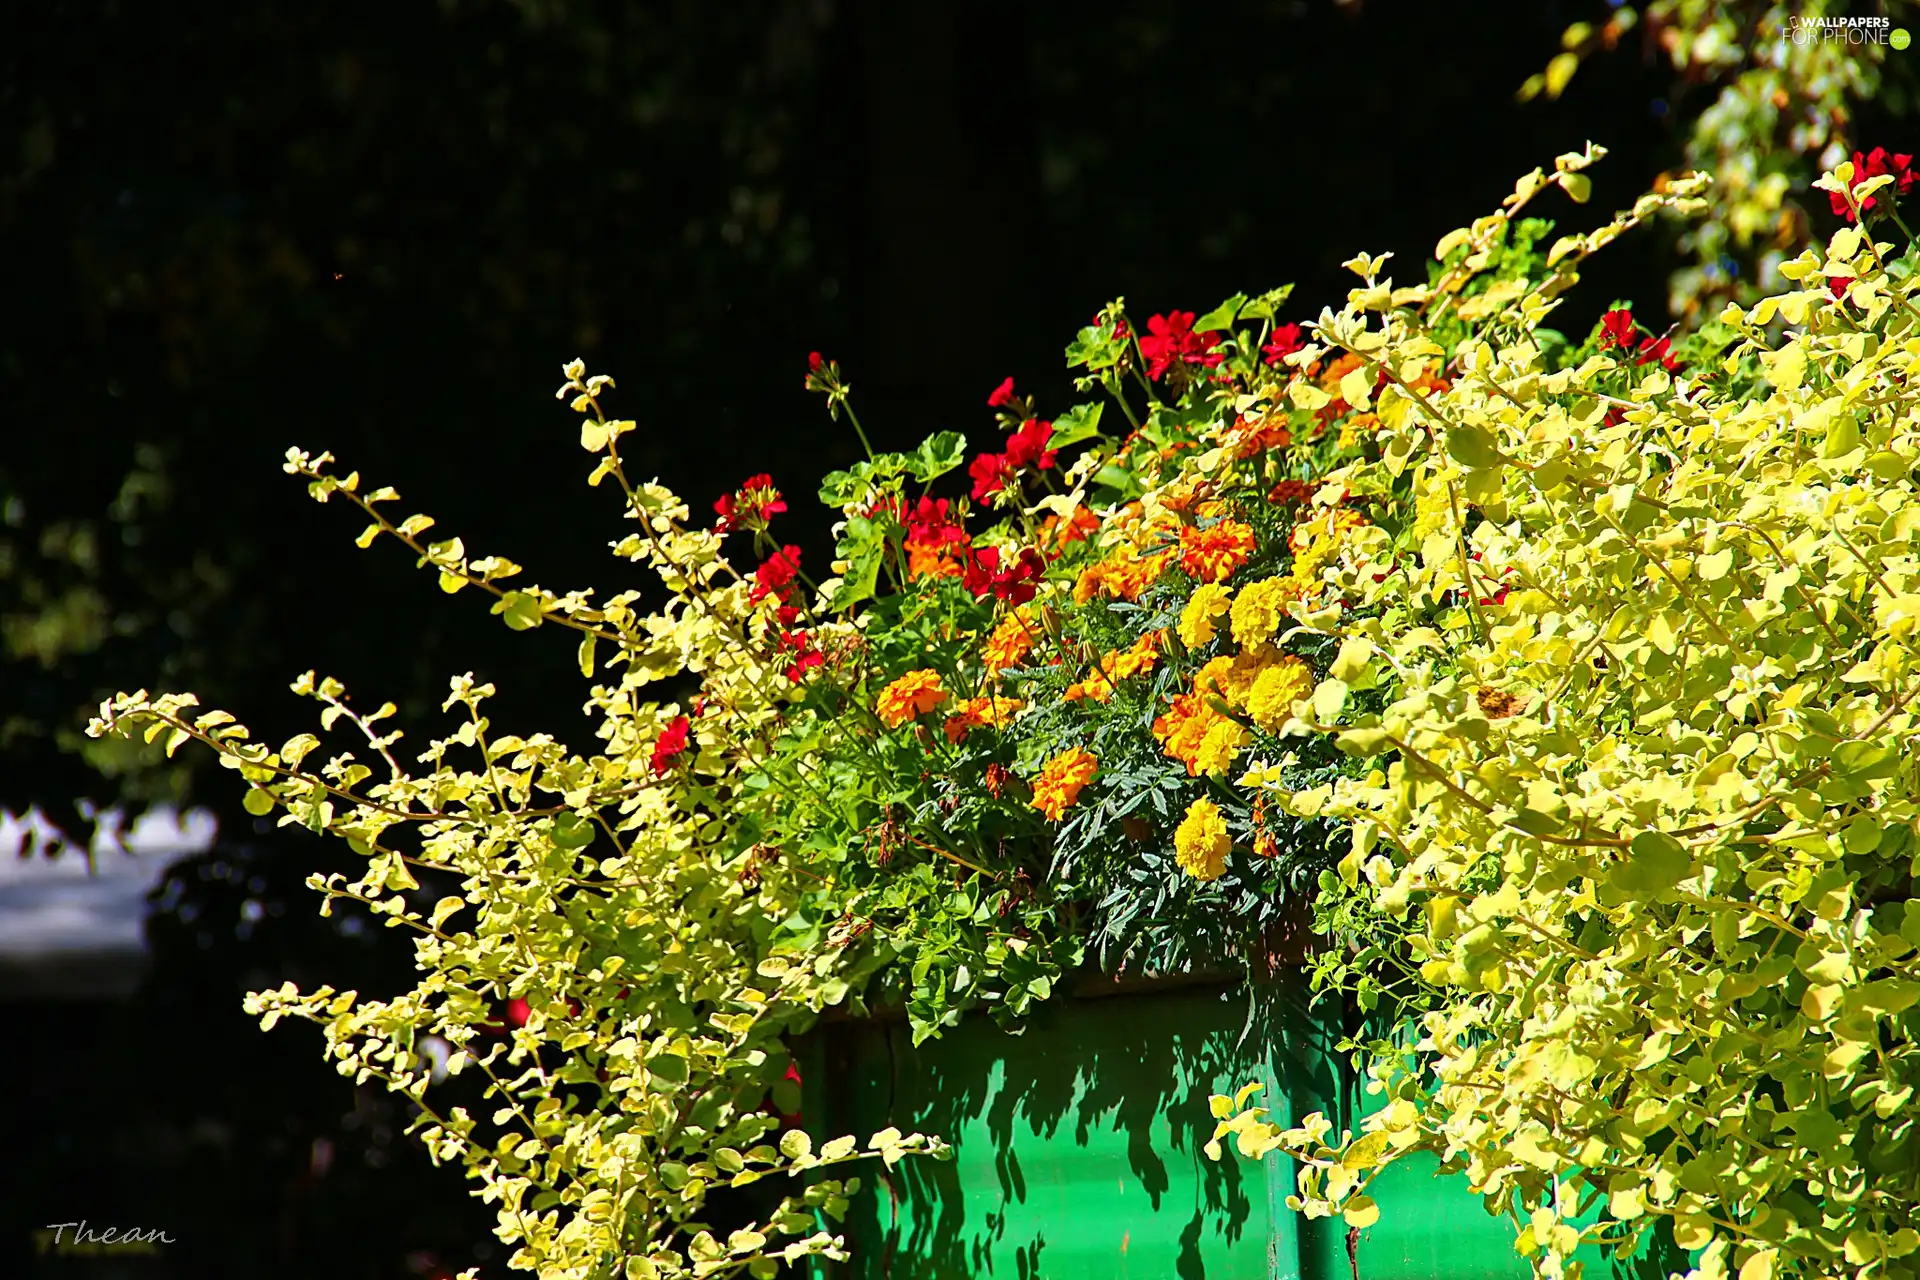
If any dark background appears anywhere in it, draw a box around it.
[0,0,1782,1275]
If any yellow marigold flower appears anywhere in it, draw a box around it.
[1179,519,1255,584]
[876,668,948,728]
[1174,797,1231,882]
[983,609,1037,674]
[1246,655,1315,733]
[1031,746,1098,821]
[943,694,1023,743]
[1193,718,1247,777]
[1179,583,1232,648]
[1195,652,1267,713]
[1229,577,1297,648]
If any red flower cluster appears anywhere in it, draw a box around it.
[745,544,820,678]
[904,496,969,575]
[987,376,1017,408]
[651,715,691,775]
[1139,311,1224,381]
[963,545,1046,605]
[1830,147,1917,220]
[1261,322,1304,367]
[713,473,787,534]
[1598,308,1679,372]
[969,419,1057,500]
[777,628,824,682]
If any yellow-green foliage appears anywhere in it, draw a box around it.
[1523,0,1891,318]
[89,371,947,1280]
[1209,160,1920,1278]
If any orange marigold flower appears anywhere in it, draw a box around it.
[1179,519,1255,584]
[907,538,967,580]
[876,668,948,728]
[1151,675,1245,777]
[1038,505,1101,555]
[944,694,1025,743]
[1030,746,1098,821]
[1074,548,1173,604]
[1222,411,1293,461]
[1064,631,1165,703]
[982,609,1038,674]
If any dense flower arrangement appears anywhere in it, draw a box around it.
[1204,155,1920,1280]
[91,138,1920,1280]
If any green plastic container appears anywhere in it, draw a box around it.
[800,976,1686,1279]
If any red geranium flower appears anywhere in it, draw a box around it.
[1830,147,1918,220]
[749,545,804,604]
[987,376,1017,408]
[1139,311,1224,381]
[714,473,787,533]
[969,450,1013,501]
[1004,419,1056,471]
[1635,334,1681,373]
[962,545,1046,605]
[1261,322,1304,367]
[651,715,691,775]
[778,629,824,682]
[1599,309,1637,350]
[1829,275,1854,301]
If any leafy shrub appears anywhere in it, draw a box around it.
[1207,157,1920,1280]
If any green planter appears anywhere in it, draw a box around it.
[800,976,1687,1279]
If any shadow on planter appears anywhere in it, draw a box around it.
[799,976,1690,1279]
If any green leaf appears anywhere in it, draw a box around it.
[493,591,545,631]
[1611,830,1691,895]
[1065,324,1125,371]
[551,813,597,850]
[243,788,275,817]
[1049,403,1106,450]
[906,431,966,482]
[1445,426,1502,470]
[1238,284,1295,322]
[817,469,863,506]
[1193,293,1247,333]
[830,545,884,612]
